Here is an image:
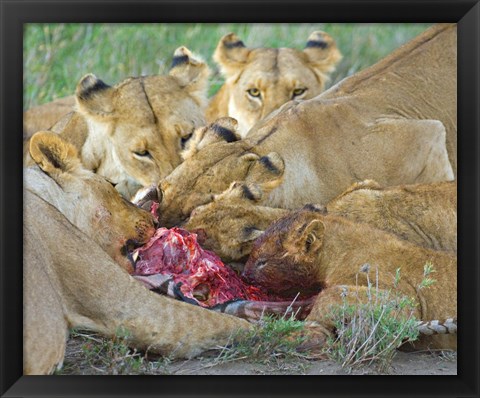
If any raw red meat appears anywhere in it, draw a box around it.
[133,227,273,307]
[150,201,159,223]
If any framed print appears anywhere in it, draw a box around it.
[1,0,479,397]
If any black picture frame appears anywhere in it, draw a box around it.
[1,0,479,397]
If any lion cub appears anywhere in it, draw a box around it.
[183,180,456,262]
[243,207,457,350]
[206,31,342,136]
[183,182,287,262]
[24,47,210,199]
[327,180,457,252]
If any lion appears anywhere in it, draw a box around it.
[24,132,249,375]
[24,47,210,199]
[145,117,287,226]
[182,182,287,262]
[181,180,456,262]
[326,180,457,252]
[206,31,342,137]
[23,95,76,140]
[243,207,457,350]
[154,24,456,227]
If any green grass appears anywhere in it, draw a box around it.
[24,23,432,109]
[58,316,311,375]
[324,263,441,373]
[326,291,419,373]
[215,314,308,362]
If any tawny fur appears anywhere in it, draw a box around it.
[243,209,457,350]
[24,47,210,199]
[182,182,287,262]
[157,117,286,227]
[157,24,456,226]
[183,180,456,262]
[23,95,76,139]
[24,132,249,375]
[206,31,342,137]
[327,180,457,252]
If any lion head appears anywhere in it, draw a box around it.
[73,47,210,198]
[27,131,157,273]
[206,31,342,136]
[182,181,287,262]
[142,117,285,227]
[243,206,327,298]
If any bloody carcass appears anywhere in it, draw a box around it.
[132,227,314,321]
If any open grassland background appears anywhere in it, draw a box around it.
[24,23,431,110]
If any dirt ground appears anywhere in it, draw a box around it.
[142,351,457,375]
[61,334,457,375]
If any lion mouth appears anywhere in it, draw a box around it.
[120,239,145,269]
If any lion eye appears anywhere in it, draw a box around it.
[181,133,194,149]
[133,150,152,159]
[247,88,261,98]
[256,260,267,270]
[292,88,307,98]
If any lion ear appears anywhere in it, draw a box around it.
[213,33,251,78]
[301,219,326,253]
[169,46,210,99]
[303,31,342,78]
[215,181,263,203]
[302,204,327,214]
[75,74,114,118]
[246,152,285,195]
[182,117,240,160]
[240,226,265,243]
[199,117,240,147]
[29,131,82,178]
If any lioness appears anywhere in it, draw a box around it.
[206,31,342,137]
[24,47,210,199]
[182,180,457,261]
[243,207,457,350]
[24,95,76,140]
[24,132,249,375]
[155,24,456,226]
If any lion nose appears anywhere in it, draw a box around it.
[241,266,256,283]
[241,269,252,283]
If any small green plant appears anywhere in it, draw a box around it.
[418,261,437,289]
[325,263,437,373]
[213,314,308,367]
